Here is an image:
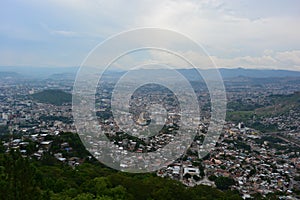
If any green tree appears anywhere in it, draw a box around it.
[73,193,95,200]
[193,175,201,182]
[1,150,41,200]
[215,176,235,190]
[184,173,192,179]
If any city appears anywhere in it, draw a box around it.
[0,69,299,199]
[1,1,300,199]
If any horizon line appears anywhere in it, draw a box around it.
[0,65,300,72]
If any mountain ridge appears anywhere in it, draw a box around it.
[1,66,300,80]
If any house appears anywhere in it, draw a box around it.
[183,167,200,176]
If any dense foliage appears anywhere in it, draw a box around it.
[31,89,72,106]
[0,148,242,200]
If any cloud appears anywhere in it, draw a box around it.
[114,49,300,71]
[0,0,299,70]
[40,23,80,37]
[275,51,300,66]
[50,30,78,37]
[211,50,300,70]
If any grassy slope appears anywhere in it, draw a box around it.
[227,92,300,122]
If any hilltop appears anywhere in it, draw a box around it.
[31,89,72,106]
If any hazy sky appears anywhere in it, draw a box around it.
[1,0,300,70]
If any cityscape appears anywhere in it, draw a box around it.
[1,1,300,200]
[0,68,299,199]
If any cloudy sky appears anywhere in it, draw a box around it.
[1,0,300,70]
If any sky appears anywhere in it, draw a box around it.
[0,0,300,70]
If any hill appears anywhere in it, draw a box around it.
[0,66,78,79]
[228,91,300,114]
[0,71,21,79]
[1,66,300,81]
[255,91,300,116]
[227,92,300,132]
[0,132,243,200]
[218,68,300,78]
[178,68,300,81]
[31,89,72,106]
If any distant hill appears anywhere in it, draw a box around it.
[128,68,300,82]
[227,92,300,129]
[31,89,72,106]
[255,91,300,116]
[0,66,79,79]
[218,68,300,78]
[179,68,300,80]
[1,66,300,80]
[0,71,21,79]
[48,72,77,80]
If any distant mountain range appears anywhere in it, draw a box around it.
[0,71,22,79]
[0,66,78,79]
[179,68,300,80]
[0,66,300,80]
[218,68,300,78]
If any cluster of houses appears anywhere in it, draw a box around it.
[157,122,300,199]
[1,74,300,199]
